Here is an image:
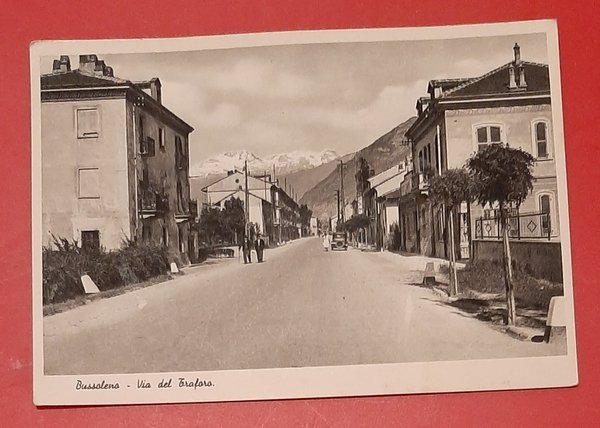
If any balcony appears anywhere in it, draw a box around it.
[139,185,168,218]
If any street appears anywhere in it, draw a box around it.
[44,237,562,375]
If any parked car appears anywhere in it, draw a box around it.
[331,232,348,251]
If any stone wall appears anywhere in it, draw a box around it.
[472,239,563,283]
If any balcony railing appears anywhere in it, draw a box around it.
[474,211,552,240]
[139,185,168,216]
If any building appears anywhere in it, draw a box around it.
[271,182,301,243]
[201,170,274,243]
[41,55,195,264]
[201,171,302,245]
[400,43,559,278]
[309,217,319,236]
[364,162,409,249]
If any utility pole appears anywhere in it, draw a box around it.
[244,160,249,235]
[339,160,345,223]
[336,190,341,226]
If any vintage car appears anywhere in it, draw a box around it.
[331,232,348,251]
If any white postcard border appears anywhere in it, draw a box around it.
[31,19,578,406]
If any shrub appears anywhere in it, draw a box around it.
[42,238,169,305]
[457,259,563,310]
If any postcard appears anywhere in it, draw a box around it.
[31,19,577,405]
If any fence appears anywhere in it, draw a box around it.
[474,211,551,240]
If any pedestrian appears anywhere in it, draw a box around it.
[322,232,331,251]
[241,235,253,264]
[255,234,266,263]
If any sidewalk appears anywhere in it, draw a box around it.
[371,249,552,343]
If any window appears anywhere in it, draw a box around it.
[158,127,165,150]
[533,121,550,159]
[434,136,440,172]
[539,194,552,236]
[418,150,424,172]
[142,223,152,243]
[76,108,100,138]
[78,168,100,198]
[436,210,444,242]
[81,230,100,251]
[179,227,185,253]
[162,226,169,247]
[139,115,145,141]
[476,125,502,151]
[426,144,432,169]
[177,180,184,212]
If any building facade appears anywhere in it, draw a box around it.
[41,55,195,264]
[400,43,558,263]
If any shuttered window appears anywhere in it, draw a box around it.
[78,168,100,198]
[76,108,100,138]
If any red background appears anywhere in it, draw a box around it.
[1,1,599,426]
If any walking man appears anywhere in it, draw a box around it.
[241,235,253,264]
[255,234,266,263]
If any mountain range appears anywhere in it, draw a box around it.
[190,149,341,178]
[299,116,417,219]
[189,117,416,219]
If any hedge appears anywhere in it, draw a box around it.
[42,238,169,305]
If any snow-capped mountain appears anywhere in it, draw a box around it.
[190,149,340,177]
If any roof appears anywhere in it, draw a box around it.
[41,70,194,134]
[367,164,405,189]
[441,61,549,98]
[41,70,129,90]
[428,78,473,93]
[200,170,272,193]
[407,59,550,140]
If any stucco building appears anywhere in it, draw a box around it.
[41,55,195,264]
[399,43,560,277]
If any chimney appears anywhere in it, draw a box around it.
[52,56,71,73]
[518,65,527,88]
[150,78,162,104]
[508,64,518,89]
[513,43,521,64]
[94,60,106,77]
[79,54,99,74]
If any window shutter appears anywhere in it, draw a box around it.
[78,168,100,198]
[77,108,100,138]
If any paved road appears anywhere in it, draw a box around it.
[44,237,562,375]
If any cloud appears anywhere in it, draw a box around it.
[205,58,316,100]
[197,103,242,128]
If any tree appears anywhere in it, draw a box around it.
[198,205,224,245]
[299,204,313,235]
[222,197,245,244]
[429,168,473,296]
[467,144,534,326]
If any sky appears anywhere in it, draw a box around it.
[41,33,548,164]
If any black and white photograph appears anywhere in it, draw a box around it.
[31,20,578,405]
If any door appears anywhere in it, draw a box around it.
[458,203,470,259]
[414,210,420,253]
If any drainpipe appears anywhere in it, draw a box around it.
[437,123,448,258]
[132,102,139,239]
